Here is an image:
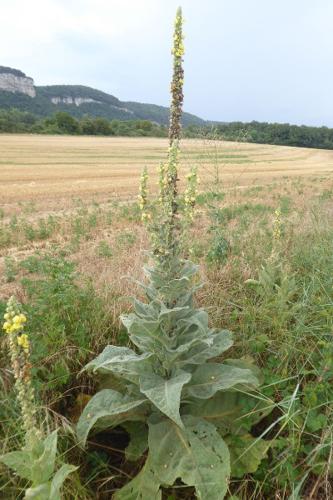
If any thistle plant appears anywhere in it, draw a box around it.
[77,8,269,499]
[1,296,77,500]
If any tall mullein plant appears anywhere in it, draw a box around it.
[0,297,77,500]
[78,8,269,500]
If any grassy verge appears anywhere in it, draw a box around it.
[0,179,332,498]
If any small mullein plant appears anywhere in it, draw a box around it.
[246,208,297,304]
[77,8,269,499]
[1,296,77,500]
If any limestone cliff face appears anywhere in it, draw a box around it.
[0,69,36,97]
[50,96,101,106]
[0,66,205,125]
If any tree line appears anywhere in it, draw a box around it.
[0,109,168,137]
[186,121,333,149]
[1,108,333,149]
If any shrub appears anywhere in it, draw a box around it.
[20,254,106,393]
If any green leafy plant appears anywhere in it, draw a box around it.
[0,296,77,499]
[207,229,230,264]
[20,253,105,392]
[77,8,269,499]
[1,430,77,500]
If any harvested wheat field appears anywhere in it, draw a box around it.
[1,134,333,209]
[1,134,333,289]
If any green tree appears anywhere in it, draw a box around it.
[54,112,79,134]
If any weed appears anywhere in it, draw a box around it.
[4,256,17,283]
[116,231,136,248]
[206,231,230,264]
[19,253,111,394]
[97,240,113,258]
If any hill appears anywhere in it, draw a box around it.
[0,66,205,126]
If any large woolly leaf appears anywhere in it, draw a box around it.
[131,298,158,319]
[148,416,230,500]
[145,262,198,304]
[121,314,170,353]
[24,464,77,500]
[186,363,259,399]
[123,422,148,461]
[225,433,270,478]
[223,358,263,384]
[34,431,58,483]
[0,450,33,481]
[158,305,191,324]
[0,431,58,484]
[183,390,272,434]
[49,464,78,499]
[114,455,161,500]
[146,259,198,286]
[140,370,191,427]
[77,389,148,445]
[24,484,51,500]
[176,309,209,335]
[84,345,153,384]
[176,330,233,366]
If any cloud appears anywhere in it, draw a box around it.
[1,0,333,125]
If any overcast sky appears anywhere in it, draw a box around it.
[1,0,333,126]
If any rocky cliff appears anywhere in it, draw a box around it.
[0,66,205,126]
[0,66,36,97]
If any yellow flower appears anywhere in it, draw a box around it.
[3,321,10,332]
[3,302,27,335]
[17,333,30,353]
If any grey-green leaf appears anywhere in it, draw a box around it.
[77,389,147,446]
[140,370,191,428]
[36,430,58,483]
[50,464,79,499]
[177,330,233,366]
[123,422,148,461]
[186,363,259,399]
[114,455,161,500]
[0,431,58,484]
[0,450,32,481]
[148,416,230,500]
[24,483,51,500]
[121,314,169,353]
[225,433,270,478]
[84,345,153,384]
[184,391,271,434]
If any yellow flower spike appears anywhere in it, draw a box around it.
[3,296,39,442]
